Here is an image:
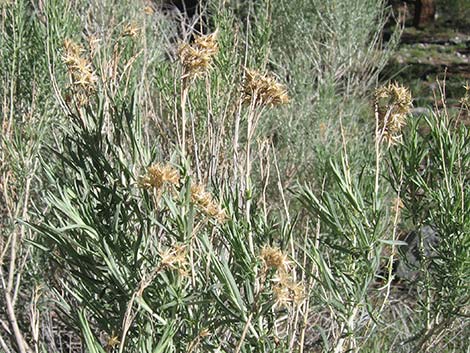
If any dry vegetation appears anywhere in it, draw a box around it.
[0,0,468,352]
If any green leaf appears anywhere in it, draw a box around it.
[78,310,107,353]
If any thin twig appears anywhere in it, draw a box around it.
[234,313,253,353]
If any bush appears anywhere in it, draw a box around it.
[0,0,468,352]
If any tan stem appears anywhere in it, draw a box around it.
[235,314,253,353]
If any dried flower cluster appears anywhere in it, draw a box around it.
[242,69,289,107]
[460,82,470,109]
[144,5,154,15]
[138,163,180,189]
[260,246,290,273]
[375,82,412,144]
[178,31,218,79]
[260,246,304,307]
[190,183,227,222]
[121,23,140,38]
[62,39,97,92]
[159,244,188,277]
[272,271,305,307]
[391,196,404,216]
[105,333,120,350]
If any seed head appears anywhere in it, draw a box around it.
[63,39,84,57]
[178,31,218,79]
[105,332,120,349]
[190,183,227,222]
[138,163,180,189]
[464,82,470,94]
[144,6,155,15]
[242,69,289,107]
[376,82,412,115]
[62,39,97,92]
[121,23,140,38]
[460,82,470,108]
[375,82,412,145]
[260,246,290,272]
[160,244,188,269]
[272,271,305,307]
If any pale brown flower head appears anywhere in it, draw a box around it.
[199,328,211,338]
[376,82,412,115]
[63,39,84,57]
[138,163,180,189]
[375,82,412,144]
[272,271,305,307]
[160,244,188,270]
[460,82,470,108]
[242,69,289,107]
[391,196,404,216]
[290,281,305,304]
[62,39,97,92]
[259,245,305,307]
[121,23,140,38]
[260,246,290,272]
[190,183,212,208]
[178,31,218,79]
[203,202,228,223]
[105,331,120,349]
[272,282,290,307]
[190,183,227,222]
[144,6,155,15]
[86,34,101,57]
[464,82,470,93]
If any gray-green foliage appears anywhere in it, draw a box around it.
[30,97,298,352]
[389,108,470,351]
[295,103,470,351]
[1,2,63,351]
[265,0,400,183]
[1,0,469,352]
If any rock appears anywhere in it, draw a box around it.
[396,225,439,281]
[410,107,432,116]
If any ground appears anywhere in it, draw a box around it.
[384,4,470,108]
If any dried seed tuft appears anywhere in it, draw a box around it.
[242,69,289,107]
[375,82,412,145]
[178,31,218,79]
[138,163,180,190]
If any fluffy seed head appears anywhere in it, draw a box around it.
[191,183,227,222]
[242,69,289,107]
[376,82,412,115]
[159,244,189,277]
[62,39,97,92]
[178,31,218,79]
[260,246,290,272]
[138,163,179,189]
[375,82,412,144]
[272,271,305,307]
[105,332,120,349]
[63,39,84,57]
[160,244,188,268]
[121,23,140,38]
